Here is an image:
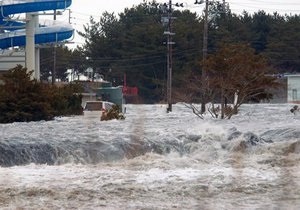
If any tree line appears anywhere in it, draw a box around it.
[0,65,83,123]
[40,0,300,103]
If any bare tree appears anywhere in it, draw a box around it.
[202,43,280,119]
[174,43,281,120]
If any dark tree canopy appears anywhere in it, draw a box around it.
[78,1,203,103]
[72,1,300,103]
[0,65,83,123]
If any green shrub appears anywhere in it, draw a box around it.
[100,105,125,121]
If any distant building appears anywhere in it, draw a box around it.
[0,49,25,74]
[287,75,300,104]
[268,77,287,103]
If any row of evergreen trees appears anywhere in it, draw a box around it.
[40,1,300,103]
[0,65,83,123]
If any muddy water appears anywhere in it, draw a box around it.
[0,104,300,209]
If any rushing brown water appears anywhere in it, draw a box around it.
[0,104,300,209]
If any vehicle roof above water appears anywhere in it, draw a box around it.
[84,101,102,111]
[84,101,115,111]
[84,101,115,105]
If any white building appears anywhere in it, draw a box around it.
[287,75,300,104]
[0,49,25,72]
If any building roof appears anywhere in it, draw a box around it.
[286,74,300,77]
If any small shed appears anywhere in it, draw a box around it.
[287,74,300,104]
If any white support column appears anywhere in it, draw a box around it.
[33,14,40,81]
[35,47,40,81]
[25,13,36,80]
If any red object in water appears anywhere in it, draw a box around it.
[122,73,138,96]
[123,86,138,95]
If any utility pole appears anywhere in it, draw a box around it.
[52,10,57,85]
[195,0,209,113]
[166,0,173,113]
[203,0,208,62]
[201,0,208,113]
[161,1,183,112]
[162,1,175,113]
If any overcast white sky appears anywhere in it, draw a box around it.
[63,0,300,48]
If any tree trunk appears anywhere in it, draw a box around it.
[201,100,206,114]
[233,92,239,114]
[221,88,225,119]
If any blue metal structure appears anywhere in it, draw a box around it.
[0,0,73,49]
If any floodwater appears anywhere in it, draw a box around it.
[0,104,300,209]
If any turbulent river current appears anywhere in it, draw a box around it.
[0,103,300,209]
